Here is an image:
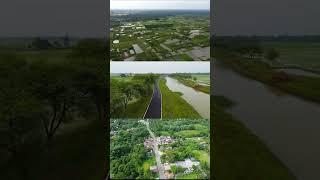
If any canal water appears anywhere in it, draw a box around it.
[213,61,320,180]
[165,76,210,119]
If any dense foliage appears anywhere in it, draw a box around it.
[110,119,152,179]
[110,74,158,118]
[0,39,107,179]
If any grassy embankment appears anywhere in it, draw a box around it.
[213,95,296,180]
[159,78,201,118]
[214,48,320,103]
[172,76,210,94]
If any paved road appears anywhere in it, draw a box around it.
[145,120,166,179]
[143,79,162,119]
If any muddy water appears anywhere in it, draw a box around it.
[165,76,210,119]
[214,61,320,180]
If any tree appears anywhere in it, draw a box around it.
[29,62,76,144]
[193,77,197,81]
[265,48,279,62]
[31,37,52,50]
[63,33,70,47]
[70,39,108,123]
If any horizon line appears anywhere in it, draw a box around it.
[111,9,210,10]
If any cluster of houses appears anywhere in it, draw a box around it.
[150,158,201,178]
[143,135,201,178]
[144,136,173,149]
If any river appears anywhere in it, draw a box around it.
[165,76,210,119]
[213,61,320,180]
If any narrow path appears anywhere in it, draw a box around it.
[143,79,162,119]
[145,120,166,179]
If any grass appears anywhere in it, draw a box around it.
[125,95,152,118]
[110,76,133,82]
[213,95,296,180]
[143,157,156,172]
[193,150,210,165]
[214,48,320,103]
[175,130,202,138]
[173,77,210,94]
[178,54,193,61]
[159,78,201,118]
[192,74,210,85]
[176,172,201,179]
[262,42,320,69]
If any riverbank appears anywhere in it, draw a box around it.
[213,95,296,180]
[159,78,201,118]
[213,48,320,103]
[171,76,210,94]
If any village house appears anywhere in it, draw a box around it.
[174,158,200,174]
[144,138,154,149]
[150,166,158,173]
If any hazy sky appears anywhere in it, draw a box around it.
[214,0,320,35]
[0,0,106,37]
[111,0,210,10]
[0,0,319,36]
[111,62,210,74]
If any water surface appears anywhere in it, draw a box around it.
[165,76,210,119]
[214,61,320,180]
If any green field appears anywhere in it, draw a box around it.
[192,74,210,85]
[193,150,210,165]
[262,42,320,69]
[110,12,210,61]
[175,130,203,138]
[159,78,201,118]
[172,75,210,94]
[110,76,133,82]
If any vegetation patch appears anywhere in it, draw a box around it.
[213,48,320,103]
[159,78,201,118]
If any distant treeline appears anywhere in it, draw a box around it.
[214,35,320,43]
[110,10,209,26]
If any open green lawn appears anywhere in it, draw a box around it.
[213,96,296,180]
[192,74,210,85]
[193,150,210,165]
[159,78,201,118]
[263,42,320,69]
[175,130,202,138]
